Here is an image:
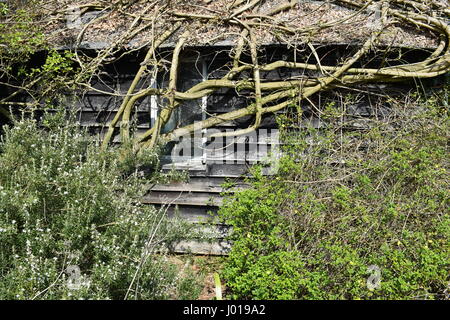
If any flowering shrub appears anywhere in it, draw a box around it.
[0,114,199,299]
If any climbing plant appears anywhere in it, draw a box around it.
[218,88,449,299]
[0,0,449,153]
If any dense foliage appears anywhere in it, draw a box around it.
[219,89,449,300]
[0,1,46,79]
[0,114,200,299]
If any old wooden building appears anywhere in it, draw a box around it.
[1,0,448,254]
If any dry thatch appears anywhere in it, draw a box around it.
[40,0,447,49]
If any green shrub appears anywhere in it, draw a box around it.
[219,90,449,300]
[0,114,199,299]
[0,1,46,78]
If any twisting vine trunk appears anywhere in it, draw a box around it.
[1,0,449,154]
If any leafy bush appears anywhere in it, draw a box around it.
[0,113,200,299]
[219,89,449,300]
[0,1,46,78]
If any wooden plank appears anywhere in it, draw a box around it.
[162,205,221,224]
[193,224,231,238]
[150,182,226,193]
[170,240,231,255]
[150,181,248,193]
[41,109,152,130]
[186,176,250,187]
[207,163,252,177]
[146,190,223,200]
[71,94,151,112]
[205,144,279,161]
[161,160,207,172]
[142,192,223,206]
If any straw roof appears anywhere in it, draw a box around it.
[38,0,447,50]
